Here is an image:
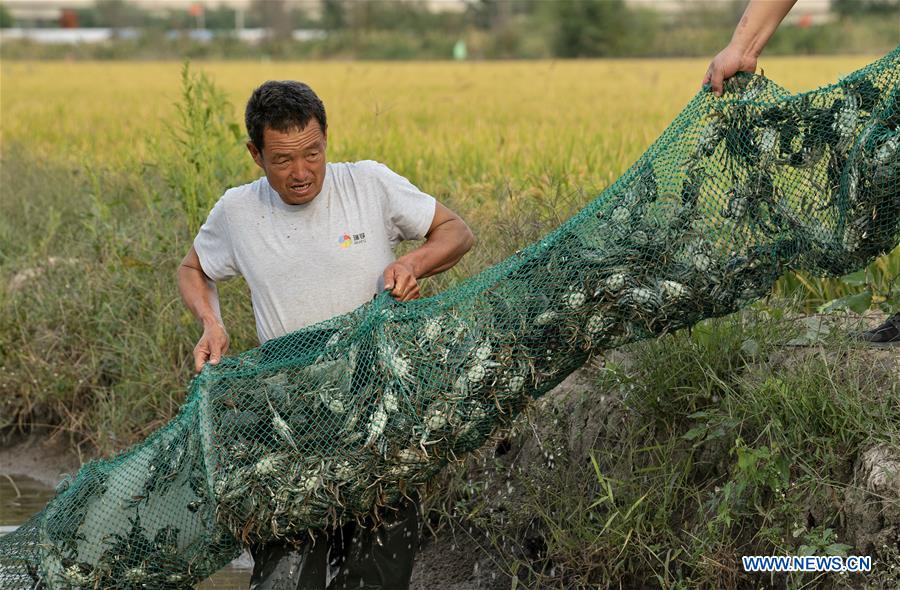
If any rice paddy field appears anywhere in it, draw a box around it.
[1,56,898,588]
[1,57,884,180]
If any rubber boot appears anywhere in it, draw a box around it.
[327,493,420,590]
[858,312,900,346]
[249,532,329,590]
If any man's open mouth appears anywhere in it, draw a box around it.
[291,181,313,193]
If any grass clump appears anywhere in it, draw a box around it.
[0,65,258,451]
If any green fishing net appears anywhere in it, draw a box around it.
[2,47,898,589]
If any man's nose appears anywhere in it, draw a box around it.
[290,159,312,180]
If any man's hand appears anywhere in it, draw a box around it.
[178,245,230,373]
[380,202,474,304]
[702,42,757,97]
[383,260,420,302]
[194,320,229,373]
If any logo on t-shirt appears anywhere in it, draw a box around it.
[338,232,367,248]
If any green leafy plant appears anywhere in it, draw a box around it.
[158,62,250,236]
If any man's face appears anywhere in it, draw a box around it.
[248,120,327,206]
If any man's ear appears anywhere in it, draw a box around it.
[247,141,264,169]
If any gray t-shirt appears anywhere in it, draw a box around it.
[194,160,436,344]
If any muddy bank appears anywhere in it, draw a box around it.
[0,432,85,488]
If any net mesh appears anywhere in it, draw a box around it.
[2,47,898,589]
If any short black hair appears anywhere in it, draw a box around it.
[245,80,327,152]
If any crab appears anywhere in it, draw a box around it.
[382,387,399,413]
[873,134,898,165]
[841,217,868,252]
[422,318,443,341]
[254,455,279,477]
[658,279,689,301]
[723,190,749,220]
[564,289,587,309]
[425,406,449,431]
[618,287,662,312]
[389,349,411,380]
[396,448,429,465]
[270,410,298,451]
[610,206,632,225]
[833,92,859,153]
[846,165,860,206]
[677,238,712,273]
[466,363,486,384]
[506,373,526,395]
[474,339,492,361]
[604,273,628,293]
[630,230,650,248]
[319,390,346,415]
[419,401,455,445]
[692,252,712,273]
[62,564,93,586]
[756,126,779,163]
[586,312,611,335]
[680,169,707,208]
[739,76,767,101]
[533,310,557,326]
[295,466,322,495]
[454,404,490,444]
[334,459,355,482]
[365,404,388,446]
[695,115,726,158]
[124,566,147,582]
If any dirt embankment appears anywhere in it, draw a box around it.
[0,432,85,488]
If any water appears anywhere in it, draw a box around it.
[0,474,251,589]
[0,474,48,524]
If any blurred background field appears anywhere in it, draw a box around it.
[0,2,898,587]
[0,0,898,60]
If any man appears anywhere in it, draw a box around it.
[702,0,899,346]
[177,80,475,589]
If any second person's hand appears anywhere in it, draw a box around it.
[702,42,758,97]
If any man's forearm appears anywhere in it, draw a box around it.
[177,264,224,328]
[397,219,475,279]
[731,0,798,58]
